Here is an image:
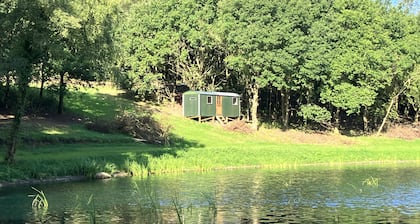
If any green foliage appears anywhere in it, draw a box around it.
[298,104,332,125]
[116,0,225,101]
[321,83,377,115]
[406,65,420,121]
[0,87,57,114]
[48,0,120,80]
[0,0,121,161]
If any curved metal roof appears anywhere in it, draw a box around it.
[183,91,240,97]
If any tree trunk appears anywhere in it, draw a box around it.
[414,108,419,124]
[5,82,28,163]
[268,86,272,122]
[280,88,290,129]
[5,110,22,163]
[57,72,66,114]
[363,106,369,132]
[250,82,259,130]
[274,89,279,121]
[39,62,45,98]
[377,97,396,135]
[333,107,340,134]
[377,76,412,135]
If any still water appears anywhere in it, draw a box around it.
[1,165,420,223]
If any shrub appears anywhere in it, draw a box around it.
[84,109,171,145]
[115,110,171,145]
[298,104,332,130]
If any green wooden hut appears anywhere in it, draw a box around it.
[182,91,241,123]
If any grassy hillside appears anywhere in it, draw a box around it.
[1,85,420,182]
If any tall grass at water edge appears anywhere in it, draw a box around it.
[2,119,420,181]
[2,135,419,181]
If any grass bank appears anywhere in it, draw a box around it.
[1,85,420,182]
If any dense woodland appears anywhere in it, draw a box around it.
[0,0,419,161]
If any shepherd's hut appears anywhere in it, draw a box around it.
[182,91,241,123]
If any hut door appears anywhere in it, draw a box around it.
[216,96,223,116]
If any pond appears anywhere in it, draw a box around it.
[1,165,420,223]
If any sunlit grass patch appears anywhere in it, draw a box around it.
[41,128,67,135]
[65,91,134,120]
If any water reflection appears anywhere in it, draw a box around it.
[1,165,420,223]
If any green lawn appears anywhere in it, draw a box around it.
[1,86,420,182]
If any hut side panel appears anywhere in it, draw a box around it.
[199,95,216,117]
[222,96,240,117]
[183,92,199,117]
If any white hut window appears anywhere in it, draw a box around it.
[207,96,213,104]
[232,97,238,105]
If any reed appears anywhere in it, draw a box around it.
[124,159,148,177]
[87,194,97,224]
[171,193,184,224]
[132,181,162,222]
[29,187,49,210]
[201,191,217,223]
[29,187,49,223]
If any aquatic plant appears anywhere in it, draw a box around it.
[124,159,148,177]
[362,176,380,187]
[171,193,184,224]
[104,162,118,174]
[283,179,293,188]
[29,187,49,223]
[201,191,217,223]
[87,194,96,224]
[132,181,162,222]
[29,187,48,210]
